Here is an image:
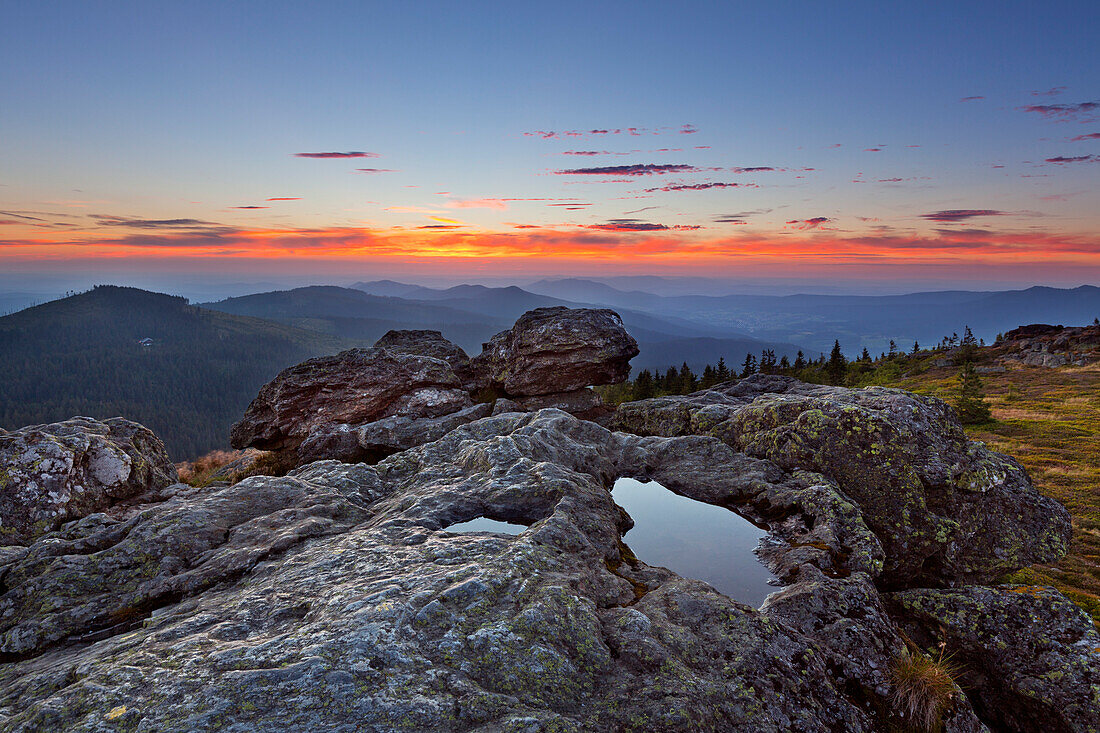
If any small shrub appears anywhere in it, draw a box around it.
[891,648,962,732]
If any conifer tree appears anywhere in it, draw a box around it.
[911,341,920,355]
[861,347,872,363]
[779,355,790,370]
[716,357,730,381]
[633,369,655,399]
[793,350,806,370]
[740,352,757,378]
[664,366,679,394]
[955,361,991,424]
[700,364,717,389]
[888,340,898,359]
[679,362,696,393]
[826,340,847,385]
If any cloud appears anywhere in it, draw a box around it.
[556,164,697,176]
[547,202,592,207]
[584,220,670,231]
[1045,154,1099,164]
[960,95,985,102]
[1020,101,1100,121]
[562,150,614,156]
[294,151,379,159]
[864,148,883,152]
[0,211,46,222]
[0,220,25,225]
[524,125,698,140]
[786,217,834,230]
[1031,87,1067,97]
[354,168,395,173]
[232,206,269,209]
[1070,132,1100,141]
[921,209,1006,222]
[644,182,755,192]
[90,215,224,229]
[730,166,778,173]
[581,219,704,232]
[266,197,301,201]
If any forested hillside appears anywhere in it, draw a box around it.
[0,286,347,459]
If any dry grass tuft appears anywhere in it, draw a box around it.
[890,648,962,732]
[176,450,243,486]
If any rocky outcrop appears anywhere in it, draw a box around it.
[373,329,477,389]
[0,364,1087,730]
[888,585,1100,732]
[471,306,639,396]
[612,374,1072,587]
[229,347,472,455]
[0,417,176,545]
[997,323,1100,368]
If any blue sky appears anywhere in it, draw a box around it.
[2,0,1098,288]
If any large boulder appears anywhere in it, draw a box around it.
[470,306,639,396]
[613,374,1072,587]
[230,347,472,453]
[373,329,476,390]
[0,417,176,545]
[888,585,1100,732]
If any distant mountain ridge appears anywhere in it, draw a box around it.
[0,286,348,459]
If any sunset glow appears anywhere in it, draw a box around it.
[2,1,1097,288]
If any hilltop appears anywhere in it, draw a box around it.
[0,286,348,458]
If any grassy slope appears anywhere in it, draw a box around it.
[891,362,1100,626]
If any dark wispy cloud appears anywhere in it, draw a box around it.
[581,219,702,232]
[864,147,884,152]
[786,217,833,230]
[525,125,698,140]
[730,166,778,173]
[1019,101,1099,121]
[1031,86,1067,97]
[232,206,269,209]
[556,164,697,176]
[1070,132,1100,141]
[562,150,614,156]
[0,211,46,222]
[266,197,301,201]
[714,208,770,225]
[960,95,985,102]
[644,182,755,192]
[1045,154,1099,164]
[921,209,1006,222]
[354,168,396,173]
[91,215,223,229]
[294,151,379,159]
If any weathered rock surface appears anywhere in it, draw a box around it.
[888,585,1100,732]
[613,374,1072,587]
[374,329,477,390]
[0,418,176,545]
[0,373,1082,731]
[229,347,472,453]
[471,306,639,396]
[296,403,494,464]
[2,410,898,731]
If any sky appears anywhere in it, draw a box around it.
[1,0,1099,293]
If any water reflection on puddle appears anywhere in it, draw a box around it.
[612,477,779,607]
[445,517,526,535]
